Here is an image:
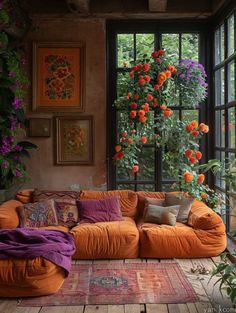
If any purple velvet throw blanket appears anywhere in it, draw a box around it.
[0,229,75,276]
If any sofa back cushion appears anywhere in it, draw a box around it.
[79,190,138,218]
[15,189,34,204]
[76,197,123,223]
[136,191,165,217]
[0,200,22,228]
[54,199,78,228]
[144,204,180,226]
[32,189,80,202]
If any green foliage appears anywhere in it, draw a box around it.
[0,0,36,189]
[211,251,236,304]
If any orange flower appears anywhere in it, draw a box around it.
[137,64,143,71]
[115,145,122,153]
[134,93,139,99]
[191,120,199,129]
[160,104,167,110]
[132,165,139,173]
[199,123,209,133]
[186,124,194,132]
[163,108,173,117]
[158,72,167,82]
[139,116,147,123]
[191,130,199,137]
[146,94,153,101]
[165,70,171,78]
[201,192,208,199]
[129,71,134,78]
[190,157,197,164]
[142,103,150,113]
[198,174,205,184]
[183,172,194,183]
[172,67,177,75]
[166,65,174,72]
[130,102,138,109]
[185,149,193,158]
[127,92,132,98]
[144,75,151,82]
[195,151,202,160]
[157,79,164,86]
[113,152,124,160]
[127,137,134,145]
[140,136,148,144]
[138,78,146,86]
[121,132,127,138]
[143,63,151,72]
[138,109,146,117]
[129,110,137,119]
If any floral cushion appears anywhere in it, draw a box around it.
[54,199,78,228]
[17,200,58,228]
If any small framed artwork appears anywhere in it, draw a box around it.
[32,41,85,112]
[28,118,51,137]
[54,115,94,165]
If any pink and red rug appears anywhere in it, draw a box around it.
[20,262,197,306]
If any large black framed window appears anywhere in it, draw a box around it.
[213,10,236,233]
[107,21,208,192]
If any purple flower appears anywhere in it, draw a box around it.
[13,168,22,177]
[9,71,16,78]
[179,73,185,79]
[13,156,20,162]
[2,160,9,169]
[21,58,27,65]
[14,144,22,152]
[12,97,22,110]
[0,136,13,155]
[9,115,19,131]
[0,0,3,9]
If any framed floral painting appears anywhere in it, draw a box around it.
[32,42,85,112]
[54,116,94,165]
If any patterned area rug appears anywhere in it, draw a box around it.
[20,262,197,306]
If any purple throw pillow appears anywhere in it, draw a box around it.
[76,197,123,223]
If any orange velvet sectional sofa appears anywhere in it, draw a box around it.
[0,189,227,297]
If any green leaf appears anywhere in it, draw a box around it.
[18,141,37,150]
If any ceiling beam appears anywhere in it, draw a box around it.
[148,0,167,12]
[65,0,90,13]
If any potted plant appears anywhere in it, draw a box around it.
[0,0,36,203]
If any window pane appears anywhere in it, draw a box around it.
[215,111,221,147]
[136,34,155,60]
[161,33,179,63]
[117,72,130,97]
[228,107,236,148]
[227,14,235,57]
[116,162,134,181]
[215,151,225,189]
[215,25,225,65]
[182,110,199,122]
[136,184,155,191]
[181,33,199,61]
[221,110,225,147]
[215,68,225,106]
[137,148,155,181]
[117,111,130,138]
[117,184,135,190]
[117,34,134,68]
[162,184,179,192]
[228,61,235,102]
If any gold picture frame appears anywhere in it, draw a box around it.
[54,115,94,165]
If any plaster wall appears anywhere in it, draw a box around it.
[24,17,107,191]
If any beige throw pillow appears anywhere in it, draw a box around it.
[165,194,194,224]
[144,204,180,226]
[143,197,165,218]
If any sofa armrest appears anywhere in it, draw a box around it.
[0,200,22,229]
[188,199,224,230]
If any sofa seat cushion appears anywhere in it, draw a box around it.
[138,219,226,258]
[0,257,65,297]
[70,217,139,259]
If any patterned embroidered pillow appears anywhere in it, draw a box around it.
[17,200,58,228]
[54,199,78,228]
[32,189,80,202]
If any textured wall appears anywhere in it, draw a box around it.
[24,17,107,191]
